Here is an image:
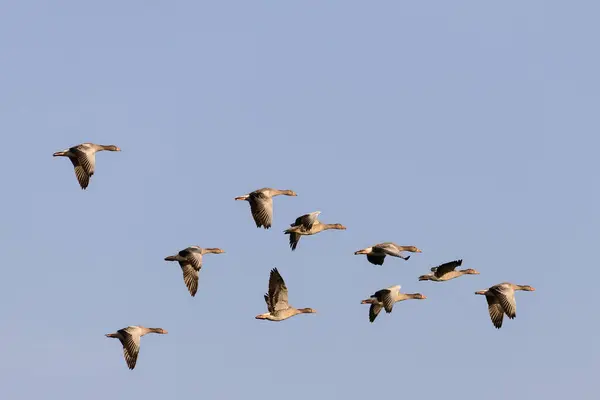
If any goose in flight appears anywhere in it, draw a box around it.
[284,211,346,250]
[164,246,225,296]
[234,188,297,229]
[361,285,426,323]
[354,243,422,265]
[418,259,479,282]
[53,142,121,189]
[255,268,316,321]
[105,325,168,370]
[475,282,535,329]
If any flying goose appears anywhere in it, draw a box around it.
[234,188,297,229]
[284,211,346,250]
[255,268,316,321]
[418,259,479,282]
[361,285,426,323]
[105,325,167,370]
[164,246,225,296]
[53,143,121,189]
[354,243,422,265]
[475,282,535,329]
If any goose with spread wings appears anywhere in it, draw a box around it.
[105,325,168,370]
[164,246,225,296]
[360,285,426,323]
[475,282,535,329]
[234,187,297,229]
[53,142,121,189]
[354,243,422,265]
[284,211,346,250]
[418,259,479,282]
[255,268,316,321]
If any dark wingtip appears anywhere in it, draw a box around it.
[405,255,411,261]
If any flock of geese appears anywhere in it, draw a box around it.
[53,142,536,370]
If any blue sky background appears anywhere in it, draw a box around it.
[0,1,597,399]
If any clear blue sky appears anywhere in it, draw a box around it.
[0,1,597,399]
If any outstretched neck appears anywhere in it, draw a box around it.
[96,144,120,152]
[322,223,346,231]
[272,189,296,197]
[202,248,224,254]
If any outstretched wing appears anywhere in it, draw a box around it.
[268,268,289,311]
[484,293,505,329]
[180,264,199,297]
[68,157,90,189]
[70,147,96,176]
[432,259,463,277]
[489,285,517,319]
[369,304,382,323]
[117,329,141,370]
[288,232,301,251]
[366,254,385,265]
[249,192,273,229]
[373,289,395,313]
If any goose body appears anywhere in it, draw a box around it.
[418,259,479,282]
[360,285,426,323]
[234,187,297,229]
[255,268,316,321]
[53,142,121,189]
[164,246,225,296]
[284,211,346,250]
[475,282,535,329]
[354,243,422,265]
[105,325,167,369]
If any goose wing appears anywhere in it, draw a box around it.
[484,293,505,329]
[369,303,382,323]
[249,191,273,229]
[268,268,289,311]
[366,254,386,265]
[432,259,463,277]
[68,157,90,189]
[373,289,395,313]
[70,146,96,176]
[489,284,517,319]
[117,328,142,370]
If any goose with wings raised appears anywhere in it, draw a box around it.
[284,211,346,250]
[418,259,479,282]
[255,268,316,321]
[360,285,426,323]
[354,243,422,265]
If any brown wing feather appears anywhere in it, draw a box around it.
[369,304,382,323]
[268,268,289,311]
[489,286,517,319]
[288,232,301,250]
[249,193,273,229]
[69,157,90,189]
[181,264,199,297]
[70,147,96,176]
[373,289,394,313]
[118,329,140,370]
[433,259,463,277]
[485,294,504,329]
